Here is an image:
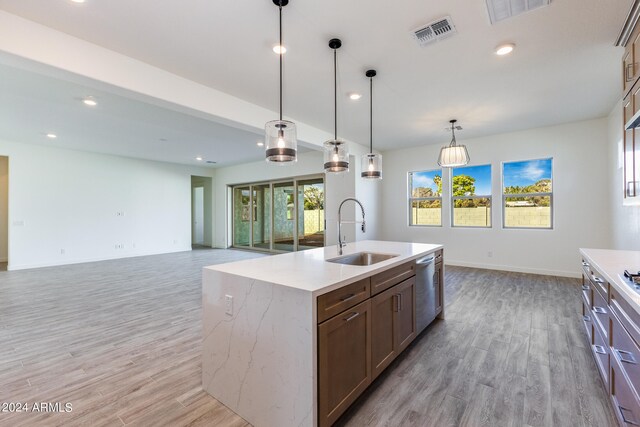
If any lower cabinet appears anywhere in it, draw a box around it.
[318,299,372,427]
[580,255,640,427]
[317,258,426,426]
[371,277,416,380]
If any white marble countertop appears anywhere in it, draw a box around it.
[206,240,442,296]
[580,248,640,312]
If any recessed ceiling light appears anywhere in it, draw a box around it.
[272,45,286,55]
[495,43,515,56]
[46,133,57,139]
[70,0,85,3]
[257,141,264,147]
[349,93,362,100]
[196,156,203,161]
[82,97,97,107]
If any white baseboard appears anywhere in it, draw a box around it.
[445,259,581,279]
[7,247,192,271]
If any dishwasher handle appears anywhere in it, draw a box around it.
[416,256,435,265]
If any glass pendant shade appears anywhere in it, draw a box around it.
[323,140,349,172]
[361,153,382,179]
[265,120,297,163]
[437,144,470,167]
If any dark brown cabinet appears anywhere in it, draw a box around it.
[580,254,640,426]
[370,276,416,380]
[317,255,434,426]
[318,299,372,427]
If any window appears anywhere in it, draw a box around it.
[502,158,553,229]
[409,170,442,226]
[451,164,492,227]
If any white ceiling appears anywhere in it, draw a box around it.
[0,0,633,158]
[0,58,313,167]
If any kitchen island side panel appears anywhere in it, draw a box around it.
[202,268,315,427]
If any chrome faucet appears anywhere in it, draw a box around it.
[338,198,366,255]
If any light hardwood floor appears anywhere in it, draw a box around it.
[0,250,616,426]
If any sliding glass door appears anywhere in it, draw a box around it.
[231,175,324,253]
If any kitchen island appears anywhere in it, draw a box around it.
[202,240,443,427]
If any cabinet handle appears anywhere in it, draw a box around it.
[581,284,589,291]
[340,293,356,302]
[593,345,607,355]
[627,63,635,82]
[582,261,590,267]
[343,312,359,322]
[591,275,604,284]
[583,315,591,322]
[619,405,640,425]
[394,294,401,312]
[615,348,638,365]
[399,293,403,311]
[593,306,607,315]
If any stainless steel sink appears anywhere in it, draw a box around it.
[326,252,398,266]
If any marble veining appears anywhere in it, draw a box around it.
[202,240,442,427]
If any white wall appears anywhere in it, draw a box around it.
[608,100,640,250]
[213,147,380,248]
[380,118,611,277]
[0,139,214,270]
[0,156,7,262]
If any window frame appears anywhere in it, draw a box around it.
[408,169,442,227]
[450,164,492,229]
[501,157,554,230]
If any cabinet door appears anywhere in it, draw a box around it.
[371,286,398,379]
[624,93,636,198]
[318,299,371,427]
[395,276,417,353]
[624,47,635,96]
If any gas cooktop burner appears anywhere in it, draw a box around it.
[624,270,640,284]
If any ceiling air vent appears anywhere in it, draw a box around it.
[485,0,551,24]
[411,16,457,48]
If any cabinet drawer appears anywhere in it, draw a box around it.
[611,354,640,427]
[371,261,415,296]
[611,287,640,348]
[589,270,608,301]
[581,276,592,308]
[317,278,370,324]
[583,299,593,344]
[592,325,610,390]
[592,287,609,341]
[611,310,640,400]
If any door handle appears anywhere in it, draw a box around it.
[627,63,635,82]
[619,405,640,425]
[343,312,360,322]
[615,348,638,365]
[593,345,607,355]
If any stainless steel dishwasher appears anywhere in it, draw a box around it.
[415,255,436,333]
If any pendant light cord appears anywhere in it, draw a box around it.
[369,76,373,154]
[333,48,337,142]
[450,122,457,147]
[279,4,283,121]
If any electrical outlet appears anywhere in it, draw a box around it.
[225,295,233,316]
[487,251,493,258]
[60,249,65,255]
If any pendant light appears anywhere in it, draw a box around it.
[437,119,469,167]
[323,38,349,173]
[361,70,382,179]
[265,0,297,163]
